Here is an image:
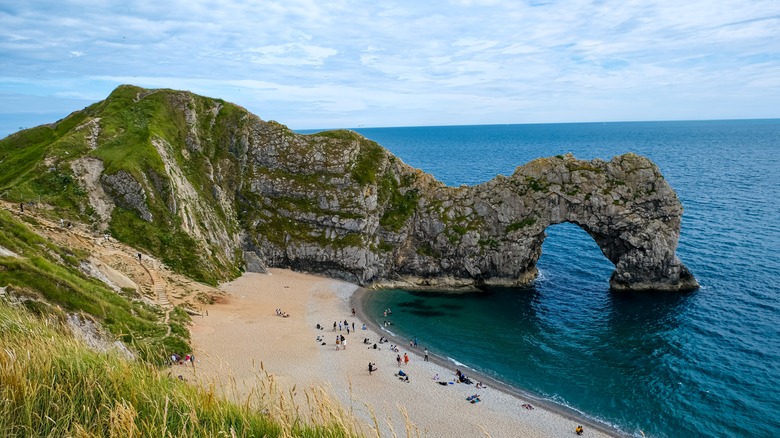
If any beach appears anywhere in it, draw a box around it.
[178,269,616,438]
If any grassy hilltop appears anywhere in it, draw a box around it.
[0,85,251,284]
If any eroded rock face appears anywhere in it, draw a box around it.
[232,123,698,292]
[101,170,152,222]
[53,86,697,291]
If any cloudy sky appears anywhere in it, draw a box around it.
[1,0,779,137]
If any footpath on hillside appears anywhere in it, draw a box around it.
[0,200,222,317]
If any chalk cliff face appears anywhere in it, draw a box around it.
[0,85,698,291]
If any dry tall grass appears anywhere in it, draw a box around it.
[0,302,369,437]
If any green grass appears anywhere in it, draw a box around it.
[108,209,228,286]
[0,209,189,364]
[378,171,419,232]
[525,177,547,192]
[0,302,364,438]
[350,138,386,185]
[506,217,537,233]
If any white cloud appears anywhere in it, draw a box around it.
[0,0,778,133]
[246,44,338,66]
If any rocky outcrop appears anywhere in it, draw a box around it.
[101,170,152,222]
[7,85,697,291]
[234,124,698,292]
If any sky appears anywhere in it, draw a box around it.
[1,0,779,137]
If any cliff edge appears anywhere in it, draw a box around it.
[0,85,698,291]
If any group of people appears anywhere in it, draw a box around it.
[276,309,290,317]
[455,369,474,384]
[325,307,590,435]
[396,353,410,366]
[333,319,356,333]
[170,352,195,366]
[335,334,347,350]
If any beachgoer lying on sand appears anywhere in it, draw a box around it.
[466,394,481,403]
[363,337,370,344]
[476,382,485,389]
[522,403,534,410]
[394,370,409,382]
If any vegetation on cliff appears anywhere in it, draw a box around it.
[0,209,189,363]
[0,84,696,294]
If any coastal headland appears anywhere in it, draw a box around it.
[1,85,699,435]
[0,85,696,292]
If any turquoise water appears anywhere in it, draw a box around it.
[302,120,780,437]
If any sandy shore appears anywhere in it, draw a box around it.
[179,269,618,438]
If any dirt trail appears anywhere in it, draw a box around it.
[0,200,222,312]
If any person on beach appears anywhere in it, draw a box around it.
[339,322,342,331]
[342,338,347,349]
[352,308,356,316]
[397,354,402,366]
[347,326,350,334]
[352,322,355,331]
[333,321,336,331]
[424,348,429,361]
[409,339,413,348]
[404,353,409,365]
[336,336,341,350]
[576,425,584,435]
[414,337,418,347]
[368,362,376,374]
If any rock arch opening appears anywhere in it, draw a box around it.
[535,222,614,289]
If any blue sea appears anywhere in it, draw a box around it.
[303,120,780,437]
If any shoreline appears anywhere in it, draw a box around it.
[184,269,625,437]
[352,287,628,438]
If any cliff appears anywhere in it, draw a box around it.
[0,85,697,291]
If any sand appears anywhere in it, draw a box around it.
[178,269,618,438]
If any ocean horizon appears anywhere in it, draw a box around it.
[302,120,780,437]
